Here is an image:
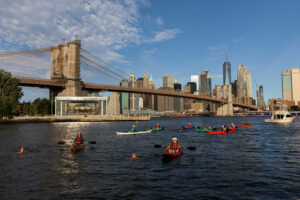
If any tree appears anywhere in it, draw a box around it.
[0,70,23,119]
[32,98,51,115]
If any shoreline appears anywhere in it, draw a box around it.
[0,115,151,124]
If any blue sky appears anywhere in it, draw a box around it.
[0,0,300,102]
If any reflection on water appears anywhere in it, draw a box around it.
[0,117,300,199]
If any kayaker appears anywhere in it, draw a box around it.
[169,137,181,153]
[156,123,160,129]
[206,124,211,130]
[74,132,84,144]
[131,125,137,132]
[230,123,235,129]
[187,122,193,128]
[221,125,227,132]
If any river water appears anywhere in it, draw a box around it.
[0,117,300,199]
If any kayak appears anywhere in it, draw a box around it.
[116,130,152,135]
[196,129,212,132]
[148,127,165,131]
[208,128,236,135]
[162,150,183,162]
[237,124,253,128]
[71,143,85,152]
[180,126,195,130]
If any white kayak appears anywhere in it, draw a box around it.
[116,130,152,135]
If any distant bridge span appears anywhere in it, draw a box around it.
[15,76,258,110]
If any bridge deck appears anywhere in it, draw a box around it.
[15,76,257,110]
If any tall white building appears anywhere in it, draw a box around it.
[190,75,199,91]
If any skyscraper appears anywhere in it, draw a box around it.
[200,71,211,96]
[237,65,247,97]
[163,74,174,88]
[190,75,199,91]
[282,68,300,103]
[187,82,197,94]
[256,85,266,108]
[246,72,252,98]
[223,55,231,85]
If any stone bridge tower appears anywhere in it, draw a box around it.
[214,85,233,116]
[50,40,83,97]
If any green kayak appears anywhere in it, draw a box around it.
[196,129,212,132]
[148,127,165,131]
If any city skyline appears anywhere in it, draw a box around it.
[1,1,300,102]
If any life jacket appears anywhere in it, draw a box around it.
[75,137,82,143]
[156,124,160,128]
[206,125,210,129]
[171,142,179,150]
[187,124,192,128]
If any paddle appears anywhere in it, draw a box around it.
[153,144,196,150]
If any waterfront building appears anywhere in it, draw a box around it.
[163,74,174,88]
[282,68,300,104]
[120,79,129,114]
[143,72,152,109]
[200,71,212,96]
[157,87,174,112]
[55,96,108,116]
[187,82,197,94]
[136,77,144,109]
[190,75,199,91]
[223,55,231,85]
[174,81,183,112]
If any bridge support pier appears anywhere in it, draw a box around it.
[215,85,233,116]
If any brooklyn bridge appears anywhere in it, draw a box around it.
[0,40,257,116]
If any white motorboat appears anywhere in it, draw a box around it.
[265,103,294,123]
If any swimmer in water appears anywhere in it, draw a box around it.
[16,147,30,154]
[125,153,142,160]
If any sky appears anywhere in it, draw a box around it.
[0,0,300,102]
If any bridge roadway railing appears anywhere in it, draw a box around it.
[15,76,65,88]
[14,76,257,110]
[83,82,258,110]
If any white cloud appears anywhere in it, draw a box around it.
[207,45,227,51]
[0,0,181,77]
[145,29,181,43]
[0,0,145,63]
[232,36,246,43]
[156,17,164,26]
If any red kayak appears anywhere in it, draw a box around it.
[208,128,236,135]
[162,150,183,161]
[237,124,253,128]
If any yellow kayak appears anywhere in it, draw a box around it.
[71,143,85,152]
